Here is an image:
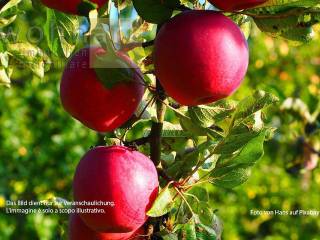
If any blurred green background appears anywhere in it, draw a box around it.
[1,1,320,240]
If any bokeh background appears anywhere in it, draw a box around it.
[0,1,320,239]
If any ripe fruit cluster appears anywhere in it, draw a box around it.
[41,0,260,239]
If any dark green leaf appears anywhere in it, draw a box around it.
[175,109,223,140]
[210,164,252,189]
[166,141,216,180]
[133,0,179,24]
[210,130,266,188]
[214,124,262,155]
[93,52,138,89]
[77,0,98,16]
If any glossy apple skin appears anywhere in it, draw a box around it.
[41,0,108,15]
[73,146,159,233]
[69,213,144,240]
[60,47,144,132]
[208,0,267,11]
[154,11,248,106]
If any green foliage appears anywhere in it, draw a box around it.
[43,8,80,57]
[133,0,180,23]
[246,0,320,44]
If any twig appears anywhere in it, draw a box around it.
[157,168,173,182]
[174,186,195,216]
[124,137,150,147]
[304,141,320,156]
[120,40,154,52]
[149,79,166,165]
[149,25,166,166]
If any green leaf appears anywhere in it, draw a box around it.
[210,164,252,189]
[77,0,98,16]
[195,202,214,226]
[179,221,197,240]
[211,214,223,239]
[232,90,278,125]
[210,130,267,188]
[196,223,217,240]
[7,42,50,78]
[0,67,11,87]
[133,0,179,24]
[147,185,174,217]
[252,0,319,9]
[158,231,178,240]
[166,141,216,180]
[188,187,209,203]
[230,14,252,39]
[188,100,237,128]
[43,8,79,57]
[216,129,267,167]
[93,53,137,89]
[0,15,16,27]
[124,119,152,142]
[226,130,266,165]
[248,2,320,43]
[0,0,21,14]
[174,108,223,140]
[214,124,262,155]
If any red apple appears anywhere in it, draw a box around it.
[41,0,108,15]
[69,213,144,240]
[60,47,144,132]
[208,0,267,11]
[154,11,249,106]
[73,146,159,233]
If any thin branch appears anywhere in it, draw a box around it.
[117,0,124,46]
[149,24,166,166]
[304,141,320,156]
[120,40,154,52]
[174,187,195,216]
[181,179,211,189]
[157,168,174,182]
[149,79,167,165]
[124,137,150,147]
